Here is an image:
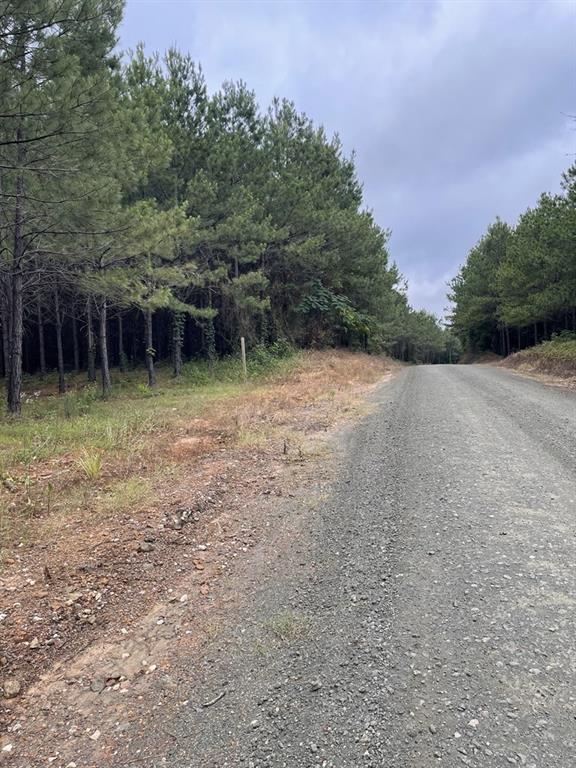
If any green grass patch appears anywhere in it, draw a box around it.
[0,347,298,478]
[264,611,311,642]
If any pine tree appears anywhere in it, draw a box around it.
[0,0,123,412]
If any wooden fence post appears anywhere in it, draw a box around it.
[240,336,247,380]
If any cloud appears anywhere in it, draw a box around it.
[119,0,575,315]
[403,269,454,320]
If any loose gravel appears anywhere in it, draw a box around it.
[135,365,576,768]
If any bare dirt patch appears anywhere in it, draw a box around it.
[0,350,397,766]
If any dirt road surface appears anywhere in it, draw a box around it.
[118,365,575,768]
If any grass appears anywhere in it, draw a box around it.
[505,333,576,377]
[40,474,155,536]
[75,450,103,480]
[254,611,311,656]
[0,351,297,478]
[0,347,393,555]
[264,611,311,642]
[0,350,298,548]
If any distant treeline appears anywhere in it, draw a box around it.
[449,164,576,355]
[0,2,456,414]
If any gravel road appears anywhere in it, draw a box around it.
[146,366,576,768]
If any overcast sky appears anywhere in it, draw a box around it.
[119,0,575,317]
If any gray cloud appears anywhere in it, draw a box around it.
[119,0,575,316]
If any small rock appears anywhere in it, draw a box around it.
[90,679,106,693]
[138,542,154,553]
[3,679,21,699]
[179,594,188,603]
[310,680,322,691]
[67,591,83,603]
[89,729,101,741]
[29,637,40,650]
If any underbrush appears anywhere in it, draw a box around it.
[504,332,576,377]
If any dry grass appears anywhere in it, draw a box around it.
[503,337,576,378]
[502,337,576,388]
[0,350,393,553]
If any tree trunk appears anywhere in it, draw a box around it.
[505,326,511,356]
[6,266,23,413]
[130,321,137,368]
[534,322,538,346]
[54,286,66,394]
[172,311,183,378]
[204,291,216,365]
[86,297,96,382]
[516,327,521,351]
[99,299,112,395]
[6,125,25,414]
[1,302,10,379]
[0,177,6,378]
[36,298,47,377]
[118,313,126,372]
[72,315,80,372]
[145,309,156,388]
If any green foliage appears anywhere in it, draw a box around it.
[449,166,576,355]
[507,333,576,376]
[448,219,511,352]
[389,309,460,364]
